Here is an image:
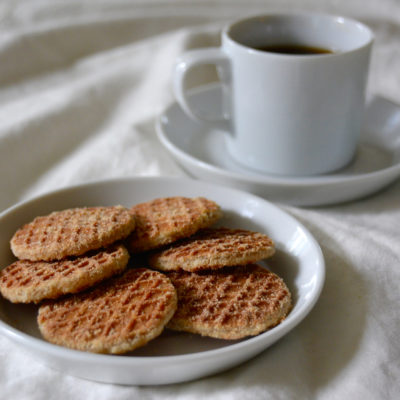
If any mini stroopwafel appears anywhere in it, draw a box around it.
[166,265,291,339]
[148,228,275,272]
[126,197,222,253]
[37,268,177,354]
[11,206,135,261]
[0,244,130,303]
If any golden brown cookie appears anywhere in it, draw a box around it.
[148,228,275,272]
[126,197,222,253]
[0,244,129,303]
[166,265,292,339]
[37,268,177,354]
[11,206,135,261]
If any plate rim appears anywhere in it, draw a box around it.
[156,83,400,187]
[0,176,325,366]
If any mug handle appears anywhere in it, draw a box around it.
[173,47,231,131]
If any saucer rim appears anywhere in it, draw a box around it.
[157,83,400,188]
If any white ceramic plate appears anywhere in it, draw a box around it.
[0,177,324,385]
[157,84,400,206]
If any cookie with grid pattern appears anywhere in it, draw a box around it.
[126,197,222,253]
[10,206,135,261]
[37,268,177,354]
[148,228,275,272]
[0,244,130,303]
[166,265,291,339]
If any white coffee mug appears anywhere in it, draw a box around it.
[173,13,374,176]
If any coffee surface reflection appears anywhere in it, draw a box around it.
[252,44,333,55]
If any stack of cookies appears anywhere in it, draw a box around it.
[0,197,292,354]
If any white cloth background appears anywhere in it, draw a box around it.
[0,0,399,399]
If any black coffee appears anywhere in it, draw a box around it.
[253,44,333,55]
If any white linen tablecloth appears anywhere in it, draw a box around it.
[0,1,399,399]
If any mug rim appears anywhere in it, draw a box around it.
[223,12,374,57]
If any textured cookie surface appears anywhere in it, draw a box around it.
[37,268,177,354]
[11,206,135,261]
[167,265,291,339]
[126,197,222,253]
[0,244,129,303]
[149,228,275,272]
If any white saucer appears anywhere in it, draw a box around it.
[0,177,324,385]
[157,84,400,206]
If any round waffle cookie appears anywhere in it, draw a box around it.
[126,197,222,253]
[37,268,177,354]
[0,244,130,303]
[148,228,275,272]
[10,206,135,261]
[166,265,292,339]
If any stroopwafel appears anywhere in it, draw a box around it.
[126,197,222,253]
[37,268,177,354]
[148,228,275,272]
[0,244,130,303]
[166,265,292,339]
[11,206,135,261]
